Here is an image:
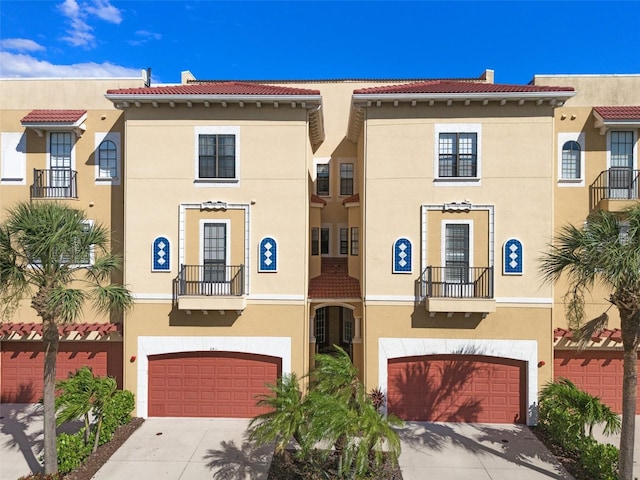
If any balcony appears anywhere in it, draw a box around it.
[31,169,78,199]
[420,266,495,315]
[590,168,640,212]
[173,264,246,312]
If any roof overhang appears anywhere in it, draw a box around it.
[593,110,640,135]
[347,91,575,143]
[21,112,87,138]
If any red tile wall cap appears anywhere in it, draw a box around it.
[309,258,361,299]
[353,80,574,95]
[21,109,87,124]
[106,82,320,96]
[593,106,640,120]
[342,193,359,205]
[310,194,327,206]
[0,322,121,337]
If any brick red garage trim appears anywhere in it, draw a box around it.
[554,350,639,414]
[1,341,123,403]
[387,354,526,424]
[147,351,281,418]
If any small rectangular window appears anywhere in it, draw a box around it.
[340,228,348,255]
[340,163,354,196]
[342,309,354,343]
[321,227,330,255]
[199,134,236,179]
[350,227,359,256]
[311,228,319,256]
[317,164,330,196]
[439,132,477,178]
[315,308,326,344]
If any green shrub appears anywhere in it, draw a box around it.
[99,389,135,444]
[56,431,92,474]
[577,436,618,480]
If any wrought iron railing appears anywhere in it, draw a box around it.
[420,266,493,299]
[590,168,640,210]
[31,168,78,199]
[174,264,245,297]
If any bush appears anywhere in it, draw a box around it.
[56,431,92,474]
[99,389,135,444]
[577,436,618,480]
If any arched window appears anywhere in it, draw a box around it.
[561,141,581,180]
[98,140,117,178]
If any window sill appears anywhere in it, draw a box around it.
[434,177,481,187]
[194,178,240,187]
[557,178,585,187]
[95,177,120,185]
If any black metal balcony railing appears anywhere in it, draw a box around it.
[174,264,245,297]
[420,266,493,299]
[590,168,640,209]
[31,168,78,199]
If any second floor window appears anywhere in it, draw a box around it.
[321,227,330,255]
[439,132,477,178]
[98,140,118,178]
[199,134,235,179]
[350,227,359,256]
[340,163,354,195]
[561,141,581,180]
[317,164,330,196]
[340,228,348,255]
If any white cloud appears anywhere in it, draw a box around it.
[0,38,46,52]
[58,0,123,48]
[128,30,162,46]
[0,51,142,78]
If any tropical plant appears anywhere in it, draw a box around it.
[249,346,402,478]
[55,366,118,453]
[539,205,640,480]
[0,202,133,474]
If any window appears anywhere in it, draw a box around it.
[317,164,330,196]
[444,223,470,283]
[202,222,227,282]
[321,227,330,255]
[342,308,354,343]
[45,220,92,266]
[50,132,72,187]
[98,140,117,179]
[561,141,581,179]
[340,163,354,196]
[350,227,359,256]
[609,131,635,198]
[315,308,326,344]
[439,132,477,178]
[199,134,235,179]
[311,228,319,256]
[340,228,349,255]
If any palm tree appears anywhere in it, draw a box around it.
[540,205,640,480]
[0,202,133,474]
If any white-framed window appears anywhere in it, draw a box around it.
[606,130,637,199]
[557,132,585,186]
[199,219,231,285]
[342,308,354,343]
[339,227,349,255]
[340,162,354,196]
[95,132,121,184]
[48,131,74,185]
[434,124,482,185]
[320,226,330,255]
[1,132,26,184]
[194,126,240,184]
[311,227,319,256]
[313,157,331,197]
[315,308,326,344]
[350,227,359,256]
[441,220,474,283]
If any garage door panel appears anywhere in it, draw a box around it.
[147,351,280,418]
[388,354,526,424]
[554,350,638,414]
[1,342,123,403]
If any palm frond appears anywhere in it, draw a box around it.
[46,287,87,324]
[574,312,610,349]
[91,284,134,316]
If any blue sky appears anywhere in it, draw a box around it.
[1,1,639,85]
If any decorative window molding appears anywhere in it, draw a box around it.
[194,126,240,186]
[1,132,26,184]
[503,238,523,275]
[557,132,585,186]
[393,238,412,273]
[434,123,482,186]
[152,236,171,272]
[259,237,277,272]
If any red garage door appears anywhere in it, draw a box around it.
[554,350,640,414]
[1,341,123,403]
[388,354,526,424]
[148,351,281,418]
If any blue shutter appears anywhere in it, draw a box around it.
[504,239,523,275]
[152,236,170,271]
[259,237,277,272]
[393,238,412,273]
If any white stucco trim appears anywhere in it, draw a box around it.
[136,335,291,418]
[378,337,538,425]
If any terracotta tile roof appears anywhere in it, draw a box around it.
[21,110,87,123]
[310,194,327,205]
[342,193,359,205]
[0,322,121,337]
[593,106,640,120]
[553,327,622,343]
[106,82,320,96]
[309,258,361,299]
[353,81,574,95]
